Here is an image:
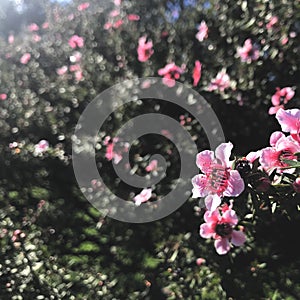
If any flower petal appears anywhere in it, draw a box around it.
[191,174,209,198]
[223,170,245,197]
[199,223,215,239]
[214,238,230,255]
[276,108,300,134]
[215,142,233,168]
[196,150,214,173]
[269,131,285,147]
[205,194,221,211]
[222,209,238,226]
[231,230,246,247]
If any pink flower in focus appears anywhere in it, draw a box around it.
[78,2,90,11]
[20,53,31,64]
[28,23,39,32]
[133,188,152,206]
[195,21,208,42]
[266,16,278,29]
[34,140,49,155]
[276,108,300,143]
[208,70,231,91]
[56,66,68,76]
[192,142,245,211]
[158,62,184,87]
[68,35,84,49]
[200,206,246,255]
[127,14,140,21]
[137,36,154,62]
[260,131,300,173]
[193,60,202,87]
[0,93,7,100]
[146,160,158,172]
[237,39,260,62]
[8,34,14,44]
[269,87,295,115]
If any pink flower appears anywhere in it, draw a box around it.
[0,93,7,100]
[158,62,184,87]
[8,34,14,44]
[69,64,81,72]
[34,140,49,155]
[208,70,231,91]
[56,66,68,76]
[109,9,120,17]
[32,34,41,42]
[293,178,300,193]
[113,19,123,28]
[78,2,90,11]
[276,108,300,143]
[260,131,300,173]
[196,258,206,266]
[114,0,122,5]
[281,36,289,45]
[68,35,84,49]
[70,51,82,63]
[269,87,295,115]
[193,60,202,86]
[195,21,208,42]
[42,22,49,29]
[104,22,113,30]
[266,16,278,30]
[20,53,31,64]
[237,39,260,62]
[128,14,140,21]
[105,138,126,164]
[28,23,39,32]
[146,160,158,172]
[200,206,246,255]
[75,70,83,81]
[192,142,245,211]
[133,188,152,206]
[137,36,154,62]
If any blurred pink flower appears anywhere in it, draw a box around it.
[192,142,244,211]
[75,70,83,81]
[34,140,49,155]
[0,93,7,100]
[158,62,184,87]
[208,70,230,91]
[260,132,300,173]
[20,53,31,64]
[146,160,158,172]
[281,36,289,45]
[68,35,84,48]
[113,19,123,28]
[193,60,202,86]
[200,206,246,255]
[32,34,41,42]
[196,258,206,266]
[42,22,49,29]
[133,188,152,206]
[109,9,120,17]
[128,14,140,21]
[8,34,14,44]
[78,2,90,11]
[269,87,295,115]
[114,0,122,5]
[237,39,259,62]
[293,178,300,193]
[69,64,81,72]
[70,51,82,63]
[276,108,300,143]
[28,23,39,32]
[137,36,154,62]
[266,16,278,30]
[104,22,113,30]
[195,21,208,42]
[105,140,123,164]
[56,66,68,76]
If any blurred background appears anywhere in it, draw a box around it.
[0,0,300,298]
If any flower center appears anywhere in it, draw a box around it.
[208,164,229,195]
[215,223,233,237]
[279,150,296,165]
